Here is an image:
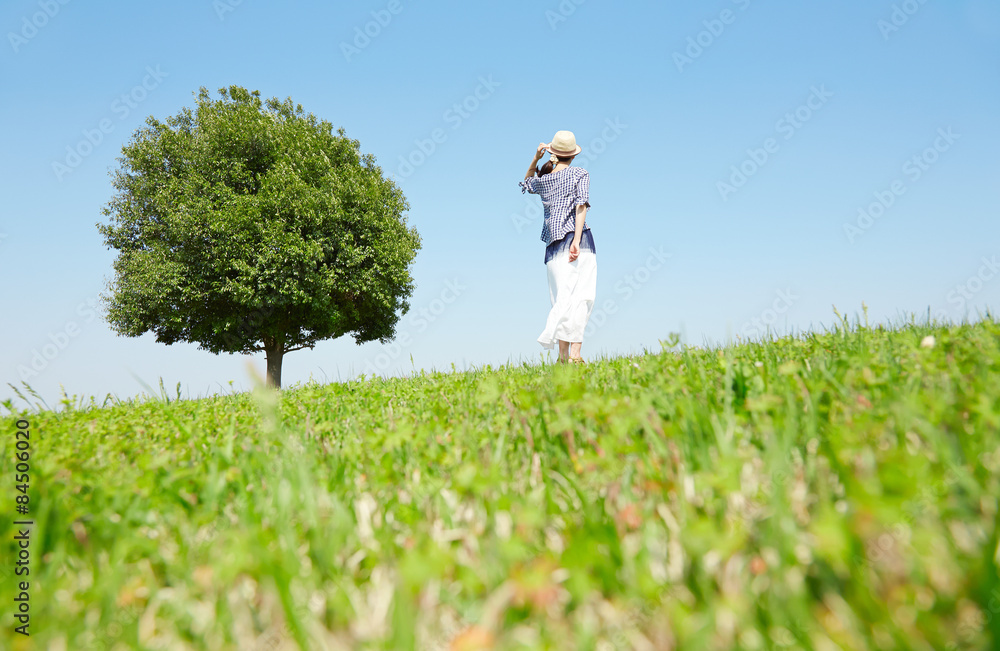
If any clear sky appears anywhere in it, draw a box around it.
[2,0,999,408]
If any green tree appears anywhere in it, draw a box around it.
[98,86,421,388]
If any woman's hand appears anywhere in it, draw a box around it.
[569,239,580,262]
[526,143,549,180]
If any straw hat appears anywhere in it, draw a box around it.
[546,130,582,157]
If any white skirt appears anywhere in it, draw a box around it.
[537,248,597,349]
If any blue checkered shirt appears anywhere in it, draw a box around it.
[519,166,592,246]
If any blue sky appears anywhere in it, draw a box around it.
[2,0,999,408]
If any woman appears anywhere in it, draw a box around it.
[519,130,597,364]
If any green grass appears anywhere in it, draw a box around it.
[2,315,999,650]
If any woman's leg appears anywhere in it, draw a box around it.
[566,252,596,363]
[540,249,596,360]
[539,254,572,352]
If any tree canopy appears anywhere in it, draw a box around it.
[98,85,421,387]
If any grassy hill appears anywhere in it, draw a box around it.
[2,316,999,650]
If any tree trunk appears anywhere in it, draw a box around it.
[264,337,284,389]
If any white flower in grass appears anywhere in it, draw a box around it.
[920,335,936,348]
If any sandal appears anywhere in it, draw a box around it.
[568,357,586,365]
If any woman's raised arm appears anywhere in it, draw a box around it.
[524,143,547,180]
